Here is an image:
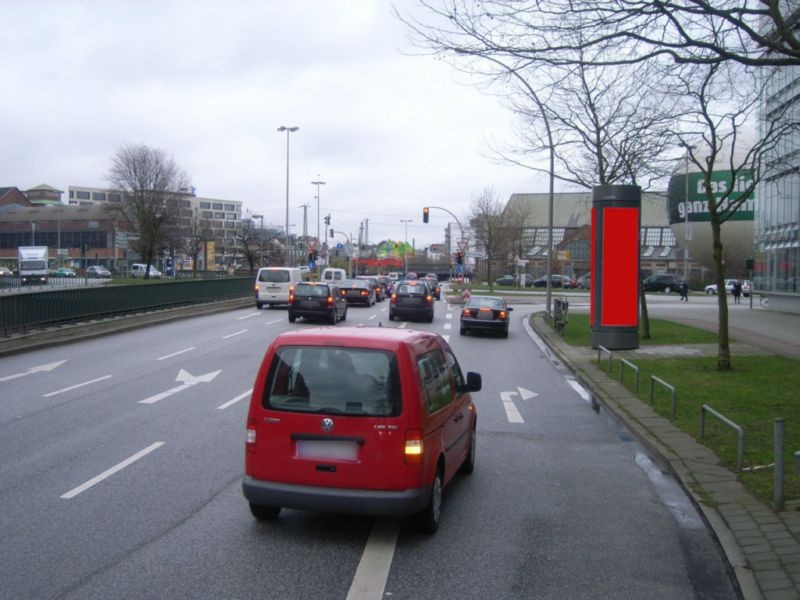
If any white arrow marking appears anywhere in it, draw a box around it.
[500,391,524,423]
[517,386,539,401]
[0,360,68,383]
[139,369,222,404]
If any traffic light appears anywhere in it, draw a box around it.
[423,207,429,223]
[745,257,754,270]
[324,214,330,226]
[329,228,334,238]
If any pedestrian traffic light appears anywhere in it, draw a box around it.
[423,207,429,223]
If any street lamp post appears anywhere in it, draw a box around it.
[311,176,326,272]
[278,125,299,266]
[681,143,696,282]
[400,219,412,275]
[252,213,264,267]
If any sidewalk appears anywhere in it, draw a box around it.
[532,313,800,600]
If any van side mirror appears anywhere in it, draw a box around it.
[461,371,482,393]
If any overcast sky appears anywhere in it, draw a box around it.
[1,0,546,248]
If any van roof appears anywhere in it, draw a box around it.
[270,326,443,354]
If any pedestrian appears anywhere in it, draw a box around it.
[680,281,689,301]
[733,280,742,304]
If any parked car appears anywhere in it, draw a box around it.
[51,267,76,277]
[742,280,752,297]
[0,266,11,277]
[704,279,739,295]
[130,263,162,279]
[532,274,573,288]
[495,274,516,286]
[288,282,347,324]
[86,265,112,278]
[243,326,482,533]
[642,274,681,293]
[576,273,591,289]
[389,280,435,322]
[340,279,376,306]
[460,295,513,338]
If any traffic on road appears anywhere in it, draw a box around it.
[0,282,738,599]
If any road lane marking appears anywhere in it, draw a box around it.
[236,312,261,320]
[445,313,452,319]
[61,442,165,499]
[218,389,252,410]
[369,314,377,320]
[43,375,112,398]
[265,319,283,326]
[443,323,452,330]
[346,519,399,600]
[0,360,68,383]
[566,377,592,404]
[398,322,408,328]
[442,335,450,343]
[140,369,222,404]
[222,329,248,339]
[157,347,196,361]
[500,391,524,423]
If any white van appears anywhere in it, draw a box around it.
[254,267,303,309]
[321,267,347,284]
[130,263,162,279]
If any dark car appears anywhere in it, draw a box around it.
[422,276,441,300]
[356,275,385,302]
[460,295,513,338]
[495,275,516,286]
[533,274,573,288]
[389,280,435,322]
[643,274,681,293]
[340,279,376,306]
[86,265,112,278]
[288,282,348,324]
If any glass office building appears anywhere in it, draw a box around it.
[756,25,800,313]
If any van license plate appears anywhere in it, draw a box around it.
[296,440,358,461]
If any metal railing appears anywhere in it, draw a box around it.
[700,404,745,472]
[649,375,677,421]
[597,345,613,372]
[620,358,640,393]
[1,277,253,336]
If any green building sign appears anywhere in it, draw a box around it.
[667,169,755,225]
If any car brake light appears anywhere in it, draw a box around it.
[426,295,433,304]
[289,293,294,302]
[254,285,260,292]
[326,295,334,305]
[246,419,257,453]
[463,308,472,317]
[499,310,507,319]
[404,430,423,464]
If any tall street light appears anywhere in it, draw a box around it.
[400,219,412,275]
[278,125,299,266]
[681,142,696,282]
[311,176,326,244]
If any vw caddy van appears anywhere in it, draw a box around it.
[254,267,303,309]
[243,326,481,533]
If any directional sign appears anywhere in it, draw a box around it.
[0,360,68,383]
[139,368,222,404]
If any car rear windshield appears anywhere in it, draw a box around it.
[396,283,425,295]
[259,270,290,283]
[262,346,402,417]
[467,297,504,310]
[294,284,329,297]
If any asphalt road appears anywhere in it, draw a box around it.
[0,290,739,599]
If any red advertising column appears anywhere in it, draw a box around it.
[591,185,640,349]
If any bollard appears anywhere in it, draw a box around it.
[775,418,784,510]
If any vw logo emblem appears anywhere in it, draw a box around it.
[321,418,334,432]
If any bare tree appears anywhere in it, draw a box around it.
[400,1,800,68]
[108,144,189,279]
[669,59,799,369]
[236,220,262,274]
[181,211,208,277]
[469,188,512,290]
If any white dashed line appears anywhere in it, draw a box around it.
[218,389,252,410]
[236,312,261,320]
[443,323,452,330]
[43,375,113,398]
[346,520,399,600]
[157,347,196,361]
[61,442,164,499]
[222,329,248,339]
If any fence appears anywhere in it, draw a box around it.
[1,277,253,336]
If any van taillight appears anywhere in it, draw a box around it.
[254,285,260,293]
[326,296,334,305]
[404,430,423,464]
[246,419,257,453]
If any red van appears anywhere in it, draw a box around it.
[243,326,481,533]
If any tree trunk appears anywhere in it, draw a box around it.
[710,214,732,370]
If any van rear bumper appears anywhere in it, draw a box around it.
[242,476,430,516]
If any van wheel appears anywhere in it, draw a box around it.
[341,307,347,321]
[288,313,296,323]
[460,327,466,336]
[460,427,476,474]
[256,302,263,310]
[249,503,281,521]
[330,310,338,325]
[417,466,443,534]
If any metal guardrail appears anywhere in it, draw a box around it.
[700,404,745,472]
[1,277,253,336]
[597,345,613,372]
[619,358,640,393]
[649,375,677,421]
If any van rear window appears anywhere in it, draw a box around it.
[259,270,290,283]
[263,346,402,417]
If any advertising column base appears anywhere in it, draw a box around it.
[591,327,639,350]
